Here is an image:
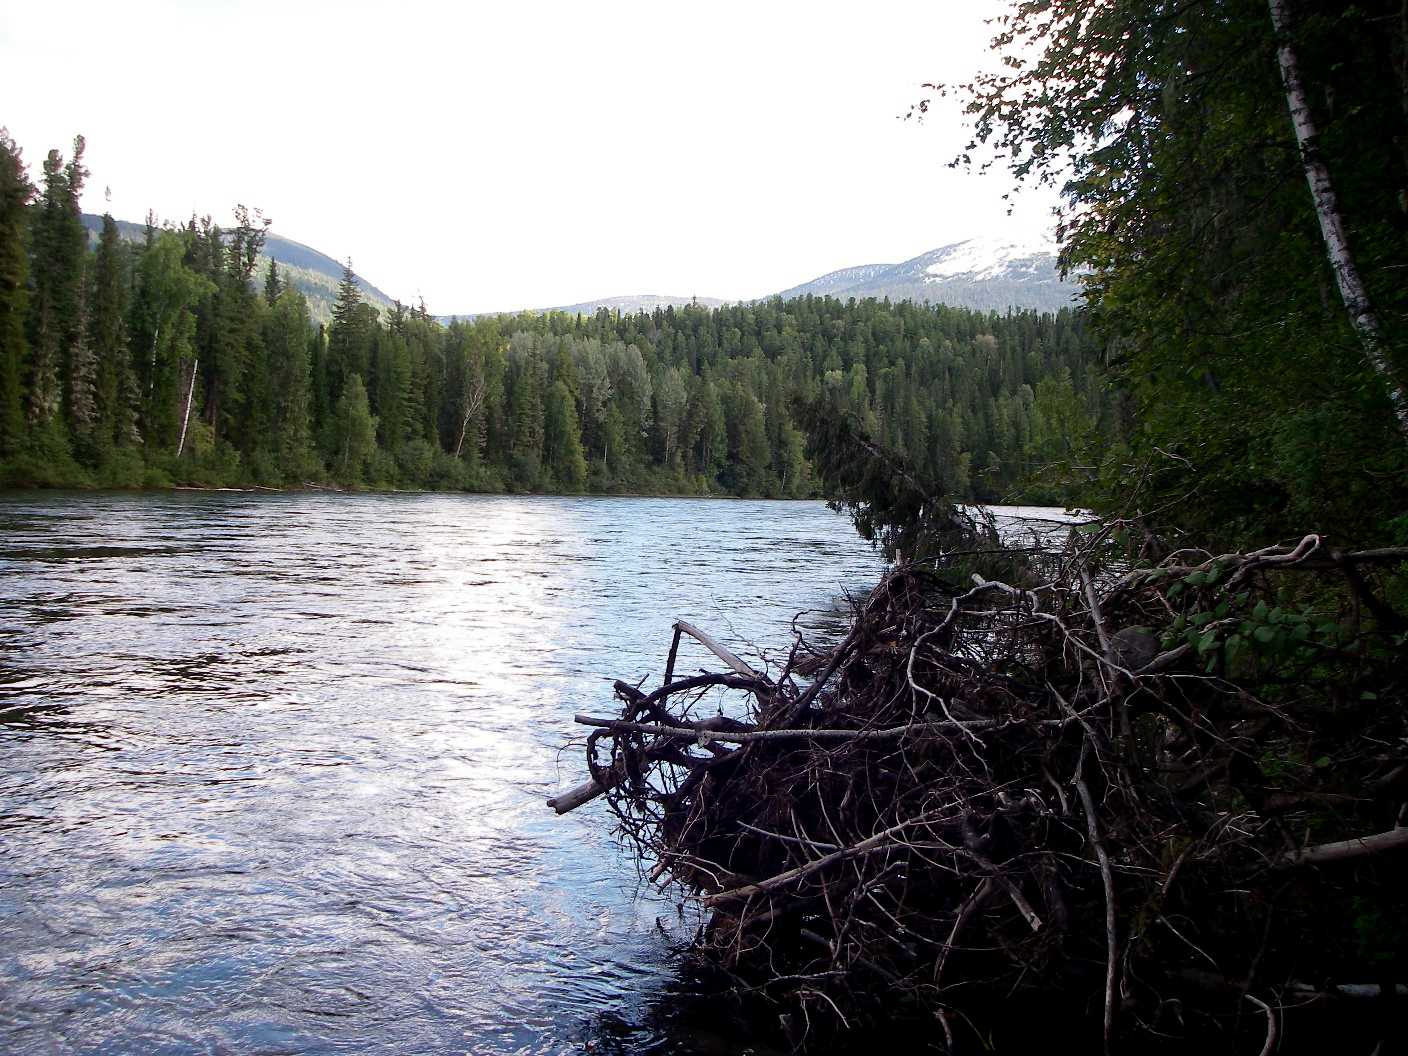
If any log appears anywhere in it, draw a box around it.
[546,776,610,815]
[573,713,1051,744]
[674,620,763,679]
[1076,745,1119,1054]
[1279,826,1408,867]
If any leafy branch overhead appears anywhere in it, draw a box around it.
[928,0,1408,536]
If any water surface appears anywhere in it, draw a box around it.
[0,492,886,1055]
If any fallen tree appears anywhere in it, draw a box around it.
[551,525,1407,1052]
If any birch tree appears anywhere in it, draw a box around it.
[1267,0,1408,436]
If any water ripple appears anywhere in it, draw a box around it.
[0,492,886,1055]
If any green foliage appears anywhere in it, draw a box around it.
[0,133,1108,500]
[331,374,378,484]
[543,379,587,491]
[0,129,30,456]
[0,417,88,488]
[951,0,1408,545]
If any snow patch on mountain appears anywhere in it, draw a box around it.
[924,234,1059,281]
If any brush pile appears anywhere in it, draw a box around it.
[550,526,1408,1052]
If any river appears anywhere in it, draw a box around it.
[0,492,1077,1055]
[1,492,893,1055]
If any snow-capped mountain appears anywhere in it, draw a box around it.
[773,262,896,300]
[543,293,727,316]
[770,235,1078,313]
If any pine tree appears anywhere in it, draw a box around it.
[326,259,370,409]
[27,140,89,429]
[204,204,269,448]
[90,213,136,450]
[264,288,315,476]
[263,259,283,306]
[59,141,95,443]
[0,129,30,455]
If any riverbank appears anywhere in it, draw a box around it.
[557,521,1408,1053]
[1,475,1075,509]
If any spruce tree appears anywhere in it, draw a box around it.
[27,142,86,428]
[60,141,96,449]
[326,260,369,409]
[0,129,30,455]
[90,213,136,451]
[263,288,314,477]
[263,259,282,306]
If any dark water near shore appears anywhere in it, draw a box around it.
[0,492,890,1055]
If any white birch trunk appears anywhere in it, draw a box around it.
[148,324,159,397]
[453,379,487,458]
[1269,0,1408,436]
[175,356,197,458]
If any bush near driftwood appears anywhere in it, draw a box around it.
[552,524,1407,1052]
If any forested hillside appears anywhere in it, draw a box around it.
[0,133,1105,501]
[78,212,395,324]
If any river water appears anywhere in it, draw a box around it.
[0,492,891,1055]
[0,492,1082,1055]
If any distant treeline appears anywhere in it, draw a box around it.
[0,132,1105,499]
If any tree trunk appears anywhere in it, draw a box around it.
[175,356,197,457]
[148,323,159,397]
[1269,0,1408,437]
[453,379,486,458]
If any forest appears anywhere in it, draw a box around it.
[0,132,1103,506]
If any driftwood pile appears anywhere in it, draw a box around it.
[550,526,1407,1052]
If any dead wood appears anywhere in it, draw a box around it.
[549,524,1408,1050]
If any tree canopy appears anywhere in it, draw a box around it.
[0,131,1105,506]
[936,0,1408,544]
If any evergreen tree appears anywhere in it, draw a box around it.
[263,259,283,306]
[543,379,587,490]
[89,213,136,451]
[327,260,368,403]
[0,130,30,455]
[28,139,89,429]
[0,130,1111,504]
[263,288,315,476]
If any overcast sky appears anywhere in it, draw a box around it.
[0,0,1055,313]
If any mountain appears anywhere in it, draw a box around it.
[772,262,895,301]
[546,293,728,316]
[466,236,1080,319]
[80,213,395,323]
[442,293,729,323]
[84,211,1077,322]
[769,235,1079,314]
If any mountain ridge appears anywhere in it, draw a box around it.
[85,211,1078,321]
[80,213,395,324]
[458,235,1078,317]
[767,237,1078,314]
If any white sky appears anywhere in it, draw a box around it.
[0,0,1055,313]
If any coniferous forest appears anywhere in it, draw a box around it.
[0,133,1103,505]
